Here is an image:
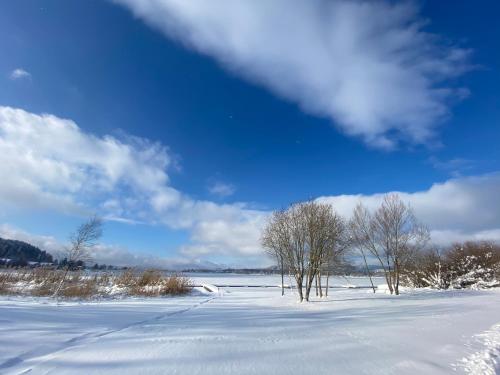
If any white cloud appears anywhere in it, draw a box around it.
[9,68,31,80]
[430,229,500,246]
[157,201,268,258]
[0,106,176,216]
[208,181,235,197]
[0,106,266,259]
[180,207,267,257]
[316,173,500,245]
[114,0,470,148]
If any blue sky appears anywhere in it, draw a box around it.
[0,1,499,268]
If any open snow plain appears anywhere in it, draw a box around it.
[1,275,499,375]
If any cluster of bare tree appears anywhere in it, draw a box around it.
[349,194,429,295]
[262,201,348,302]
[262,194,430,299]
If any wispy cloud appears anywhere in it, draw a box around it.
[428,156,475,177]
[208,181,235,197]
[115,0,471,149]
[9,68,31,80]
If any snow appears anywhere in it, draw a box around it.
[459,324,500,374]
[1,275,499,374]
[200,283,219,293]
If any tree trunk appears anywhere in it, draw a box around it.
[315,274,318,296]
[384,265,394,295]
[394,265,400,295]
[318,271,323,298]
[386,260,394,295]
[53,266,70,298]
[296,277,304,302]
[325,269,330,297]
[280,260,284,296]
[361,251,376,293]
[386,273,394,294]
[304,272,315,302]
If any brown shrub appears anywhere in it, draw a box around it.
[31,282,56,297]
[136,269,163,287]
[0,268,192,298]
[32,268,65,284]
[128,270,160,296]
[0,271,12,285]
[161,275,192,295]
[403,241,500,289]
[0,280,12,294]
[60,278,98,299]
[446,241,500,269]
[116,268,136,287]
[0,270,20,294]
[129,271,192,296]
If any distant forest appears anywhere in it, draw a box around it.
[0,237,53,264]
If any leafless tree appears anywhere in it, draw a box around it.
[349,204,377,293]
[262,206,307,301]
[261,210,288,296]
[305,205,347,299]
[53,216,103,297]
[321,228,350,297]
[349,194,429,295]
[262,201,346,302]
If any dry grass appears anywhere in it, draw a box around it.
[137,269,163,287]
[60,278,98,298]
[126,270,192,296]
[117,268,135,286]
[0,268,192,299]
[0,273,13,294]
[161,275,192,295]
[31,282,55,297]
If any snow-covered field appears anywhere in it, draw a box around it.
[1,275,499,374]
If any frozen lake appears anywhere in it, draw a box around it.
[185,272,384,288]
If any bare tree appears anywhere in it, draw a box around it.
[262,201,346,302]
[321,226,350,297]
[262,210,287,296]
[349,194,429,295]
[303,204,346,300]
[349,204,377,293]
[53,216,103,297]
[262,204,310,302]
